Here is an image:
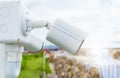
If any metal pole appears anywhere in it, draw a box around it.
[42,52,46,78]
[7,44,23,78]
[0,44,7,78]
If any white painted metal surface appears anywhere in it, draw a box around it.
[7,44,23,78]
[0,44,7,78]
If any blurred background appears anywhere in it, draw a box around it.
[22,0,120,49]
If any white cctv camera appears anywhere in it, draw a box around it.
[0,0,87,54]
[0,0,87,77]
[47,19,87,54]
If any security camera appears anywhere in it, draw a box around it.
[46,19,87,54]
[0,0,87,54]
[0,0,87,78]
[23,18,87,54]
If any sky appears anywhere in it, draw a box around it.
[22,0,120,48]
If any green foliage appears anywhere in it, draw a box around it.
[18,70,41,78]
[45,58,52,74]
[18,52,52,78]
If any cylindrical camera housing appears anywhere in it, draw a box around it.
[47,19,87,54]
